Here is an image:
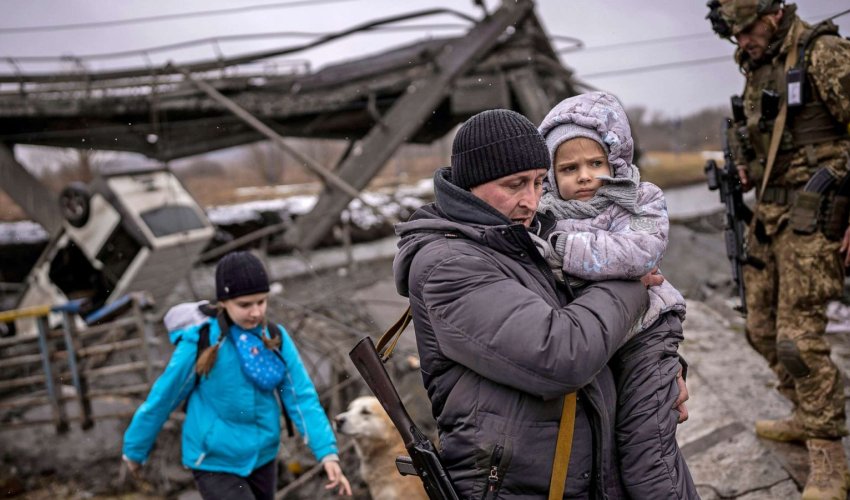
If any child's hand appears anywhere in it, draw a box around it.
[122,455,142,478]
[640,267,664,288]
[323,460,352,496]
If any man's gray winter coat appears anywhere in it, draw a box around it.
[393,167,648,499]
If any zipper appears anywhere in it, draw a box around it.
[481,444,504,500]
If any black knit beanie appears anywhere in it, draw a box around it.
[450,109,551,190]
[215,251,270,301]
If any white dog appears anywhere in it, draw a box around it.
[335,396,428,500]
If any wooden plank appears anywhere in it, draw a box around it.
[0,384,149,410]
[0,373,47,391]
[83,360,164,379]
[75,338,144,358]
[0,394,49,410]
[88,383,150,398]
[0,360,163,390]
[0,352,42,369]
[0,412,136,430]
[74,316,137,337]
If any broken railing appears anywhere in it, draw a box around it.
[0,293,160,432]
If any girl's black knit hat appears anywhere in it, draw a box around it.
[215,251,270,301]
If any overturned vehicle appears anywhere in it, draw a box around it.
[13,163,214,333]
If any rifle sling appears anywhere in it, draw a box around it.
[548,392,577,499]
[758,24,803,203]
[376,305,413,362]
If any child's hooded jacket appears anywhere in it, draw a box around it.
[538,91,686,334]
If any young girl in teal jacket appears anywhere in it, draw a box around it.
[122,251,351,499]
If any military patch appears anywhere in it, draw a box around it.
[629,215,658,232]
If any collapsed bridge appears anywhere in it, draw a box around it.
[0,0,584,250]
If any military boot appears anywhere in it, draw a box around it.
[801,438,850,500]
[755,417,807,443]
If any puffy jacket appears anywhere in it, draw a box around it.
[548,182,685,333]
[538,91,685,335]
[393,167,648,499]
[122,318,338,476]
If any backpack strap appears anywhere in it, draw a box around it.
[190,316,295,437]
[182,321,212,413]
[197,321,212,360]
[266,320,295,438]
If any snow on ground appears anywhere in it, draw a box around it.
[0,179,436,244]
[0,220,49,244]
[205,194,317,225]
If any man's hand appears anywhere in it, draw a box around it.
[737,165,754,192]
[323,460,352,496]
[640,267,664,288]
[673,367,689,424]
[839,226,850,267]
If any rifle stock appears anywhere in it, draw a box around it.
[349,337,460,500]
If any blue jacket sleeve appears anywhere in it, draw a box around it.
[276,325,338,461]
[122,326,200,463]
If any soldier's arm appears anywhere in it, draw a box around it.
[809,35,850,135]
[809,35,850,262]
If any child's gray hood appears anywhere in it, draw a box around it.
[537,91,640,217]
[538,91,635,188]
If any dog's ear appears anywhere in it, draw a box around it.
[369,399,386,417]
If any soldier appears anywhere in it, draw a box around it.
[707,0,850,497]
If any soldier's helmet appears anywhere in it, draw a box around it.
[706,0,783,39]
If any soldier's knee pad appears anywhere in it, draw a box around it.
[777,340,811,378]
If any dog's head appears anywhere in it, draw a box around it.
[336,396,428,500]
[334,396,398,446]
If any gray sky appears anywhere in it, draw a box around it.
[2,0,848,119]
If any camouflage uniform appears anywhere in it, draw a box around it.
[727,3,850,439]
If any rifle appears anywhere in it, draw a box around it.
[349,337,460,500]
[705,117,761,314]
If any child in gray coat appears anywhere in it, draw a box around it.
[534,91,698,499]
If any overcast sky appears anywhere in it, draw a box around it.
[2,0,848,119]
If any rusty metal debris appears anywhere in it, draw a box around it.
[0,2,580,495]
[0,0,579,251]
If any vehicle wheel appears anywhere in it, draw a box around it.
[0,321,15,337]
[59,182,91,228]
